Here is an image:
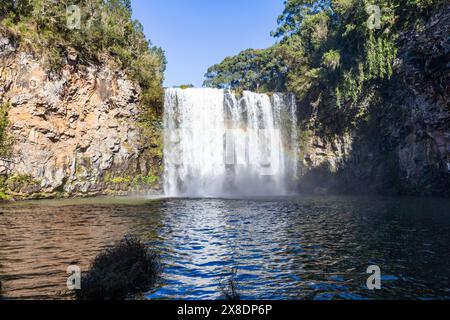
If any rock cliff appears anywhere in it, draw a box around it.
[296,5,450,197]
[0,35,162,200]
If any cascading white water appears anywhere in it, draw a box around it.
[163,88,298,197]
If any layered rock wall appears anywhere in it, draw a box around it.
[0,36,162,199]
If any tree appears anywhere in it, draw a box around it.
[204,47,287,92]
[272,0,332,38]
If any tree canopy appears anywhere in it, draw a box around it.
[203,48,287,92]
[203,0,438,105]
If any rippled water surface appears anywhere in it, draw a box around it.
[1,195,450,300]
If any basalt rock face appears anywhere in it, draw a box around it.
[394,5,450,196]
[0,36,162,200]
[296,5,450,197]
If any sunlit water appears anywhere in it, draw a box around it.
[1,195,450,300]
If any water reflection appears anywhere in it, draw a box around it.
[1,196,450,300]
[0,198,164,299]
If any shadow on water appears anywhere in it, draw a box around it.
[1,195,450,299]
[75,236,160,300]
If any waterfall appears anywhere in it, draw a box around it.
[163,88,298,197]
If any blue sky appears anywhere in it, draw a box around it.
[131,0,284,88]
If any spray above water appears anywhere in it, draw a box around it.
[163,88,298,197]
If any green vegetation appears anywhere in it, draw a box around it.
[107,176,132,185]
[298,129,314,159]
[177,84,195,89]
[0,0,166,113]
[0,191,11,201]
[204,48,287,92]
[204,0,438,107]
[0,174,42,200]
[0,103,13,157]
[104,173,160,188]
[136,174,160,186]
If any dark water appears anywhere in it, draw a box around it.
[1,195,450,300]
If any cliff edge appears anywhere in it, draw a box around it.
[0,36,163,200]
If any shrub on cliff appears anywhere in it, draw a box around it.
[75,236,160,300]
[0,102,13,157]
[0,0,166,113]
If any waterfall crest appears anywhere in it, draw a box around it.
[163,88,298,197]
